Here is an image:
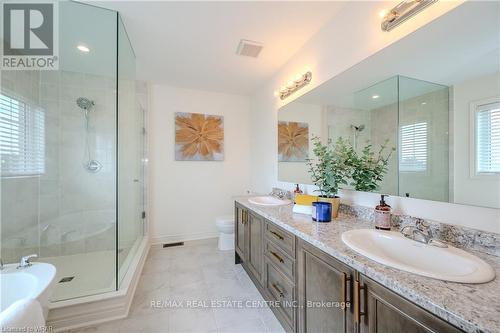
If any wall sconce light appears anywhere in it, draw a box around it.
[381,0,436,32]
[278,71,312,100]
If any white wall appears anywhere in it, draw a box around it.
[453,73,500,209]
[149,85,251,243]
[249,1,500,234]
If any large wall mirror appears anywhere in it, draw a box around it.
[278,1,500,209]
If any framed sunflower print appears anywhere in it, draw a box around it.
[175,112,224,161]
[278,121,309,162]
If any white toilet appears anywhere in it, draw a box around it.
[216,215,234,251]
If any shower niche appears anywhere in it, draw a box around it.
[0,1,146,302]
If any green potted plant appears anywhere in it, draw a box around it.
[306,137,352,218]
[350,140,395,192]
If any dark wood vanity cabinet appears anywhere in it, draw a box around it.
[357,275,463,333]
[263,222,297,332]
[297,238,355,333]
[234,203,264,285]
[234,204,246,260]
[234,203,465,333]
[247,211,264,283]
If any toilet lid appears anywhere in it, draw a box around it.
[216,215,234,225]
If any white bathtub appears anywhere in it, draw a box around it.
[3,210,115,255]
[40,210,115,246]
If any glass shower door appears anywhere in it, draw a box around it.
[1,1,118,301]
[398,76,449,201]
[117,16,144,286]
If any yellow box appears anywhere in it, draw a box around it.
[294,194,318,206]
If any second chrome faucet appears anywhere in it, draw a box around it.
[401,220,448,248]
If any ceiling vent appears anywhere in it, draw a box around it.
[236,39,263,58]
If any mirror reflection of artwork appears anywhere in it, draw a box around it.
[175,112,224,161]
[278,121,309,162]
[276,1,500,209]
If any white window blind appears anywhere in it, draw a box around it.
[476,101,500,173]
[0,93,45,177]
[399,122,428,172]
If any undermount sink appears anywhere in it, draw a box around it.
[248,196,291,206]
[342,229,495,283]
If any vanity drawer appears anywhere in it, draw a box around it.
[265,241,295,283]
[265,222,295,258]
[265,260,295,328]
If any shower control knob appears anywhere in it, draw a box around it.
[86,160,102,173]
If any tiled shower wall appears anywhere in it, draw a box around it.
[398,88,449,202]
[1,70,117,262]
[1,70,41,262]
[326,104,398,195]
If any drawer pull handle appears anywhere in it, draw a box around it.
[269,230,284,240]
[341,272,351,312]
[270,251,284,263]
[272,283,284,298]
[354,279,366,323]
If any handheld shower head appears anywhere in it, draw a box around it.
[76,97,101,173]
[76,97,95,111]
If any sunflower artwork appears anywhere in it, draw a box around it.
[175,112,224,161]
[278,121,309,162]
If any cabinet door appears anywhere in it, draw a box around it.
[357,275,463,333]
[234,205,246,260]
[247,212,264,283]
[297,239,354,333]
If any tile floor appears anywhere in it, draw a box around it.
[72,238,285,333]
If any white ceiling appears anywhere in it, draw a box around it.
[90,1,344,95]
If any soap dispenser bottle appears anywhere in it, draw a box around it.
[374,195,391,230]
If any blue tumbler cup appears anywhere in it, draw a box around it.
[312,202,332,222]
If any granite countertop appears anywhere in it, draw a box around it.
[235,198,500,333]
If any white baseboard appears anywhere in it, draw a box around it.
[151,231,219,245]
[47,236,150,332]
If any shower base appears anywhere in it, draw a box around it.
[46,237,149,332]
[44,250,116,301]
[44,246,132,301]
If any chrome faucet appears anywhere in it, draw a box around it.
[401,220,447,248]
[17,254,38,269]
[270,188,292,200]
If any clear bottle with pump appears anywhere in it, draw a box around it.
[374,194,391,230]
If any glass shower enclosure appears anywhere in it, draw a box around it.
[0,1,145,301]
[326,75,449,200]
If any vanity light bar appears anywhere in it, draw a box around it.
[381,0,437,32]
[279,71,312,100]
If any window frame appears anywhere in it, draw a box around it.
[398,120,430,174]
[469,96,500,179]
[0,90,46,178]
